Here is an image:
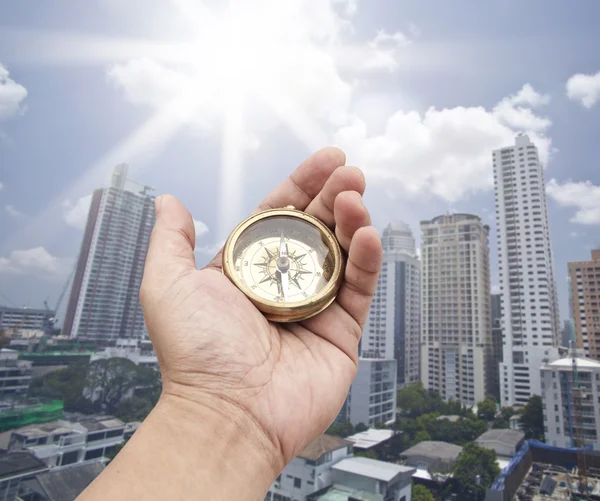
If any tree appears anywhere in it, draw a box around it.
[114,396,155,423]
[355,449,378,459]
[29,362,96,413]
[326,421,355,437]
[413,430,431,444]
[85,358,145,413]
[520,395,544,441]
[397,383,444,418]
[452,442,501,501]
[477,398,497,422]
[492,406,514,429]
[355,422,368,433]
[412,484,434,501]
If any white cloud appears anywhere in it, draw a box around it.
[335,84,553,202]
[5,204,25,218]
[193,219,209,240]
[0,62,28,120]
[506,83,550,107]
[62,195,92,230]
[0,247,71,278]
[566,71,600,108]
[547,179,600,225]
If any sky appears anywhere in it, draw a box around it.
[1,0,599,323]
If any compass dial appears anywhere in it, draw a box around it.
[231,215,335,304]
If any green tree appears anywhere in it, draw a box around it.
[326,421,355,437]
[86,358,143,413]
[397,383,443,418]
[355,449,378,459]
[413,430,431,444]
[412,484,434,501]
[477,398,497,421]
[492,406,514,429]
[452,442,500,501]
[355,422,368,433]
[520,395,544,441]
[114,396,155,423]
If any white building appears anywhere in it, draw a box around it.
[0,349,33,397]
[318,457,416,501]
[338,358,397,427]
[541,356,600,450]
[90,339,159,370]
[265,435,353,501]
[494,134,561,406]
[0,306,55,336]
[62,164,156,341]
[363,223,421,386]
[7,416,126,468]
[420,214,492,406]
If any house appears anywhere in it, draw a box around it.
[312,457,415,501]
[345,428,396,455]
[509,415,521,431]
[400,441,463,473]
[0,451,48,501]
[476,429,525,458]
[266,435,353,501]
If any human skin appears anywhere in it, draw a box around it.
[77,147,383,501]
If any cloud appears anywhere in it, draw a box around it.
[566,71,600,108]
[62,195,92,230]
[547,179,600,225]
[335,83,553,202]
[5,204,25,218]
[193,219,209,240]
[0,247,71,278]
[0,62,28,120]
[505,83,550,107]
[0,182,3,191]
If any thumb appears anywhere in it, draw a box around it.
[142,195,196,292]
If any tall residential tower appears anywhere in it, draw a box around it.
[362,223,421,386]
[420,214,492,406]
[494,134,560,406]
[62,164,156,341]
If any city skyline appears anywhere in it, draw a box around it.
[0,1,599,323]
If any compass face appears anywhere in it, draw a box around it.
[231,215,336,304]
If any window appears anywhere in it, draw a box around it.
[294,478,301,489]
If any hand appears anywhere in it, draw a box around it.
[140,148,382,476]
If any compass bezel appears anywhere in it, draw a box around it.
[222,208,345,322]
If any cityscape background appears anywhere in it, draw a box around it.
[1,1,600,501]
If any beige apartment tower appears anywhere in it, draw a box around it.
[568,249,600,360]
[420,214,492,406]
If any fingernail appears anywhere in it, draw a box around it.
[155,196,163,217]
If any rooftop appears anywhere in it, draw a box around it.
[545,357,600,369]
[33,461,105,501]
[79,417,125,432]
[401,441,463,461]
[332,457,415,482]
[0,450,47,479]
[345,429,395,449]
[437,415,461,423]
[316,486,380,501]
[477,429,525,448]
[298,434,352,461]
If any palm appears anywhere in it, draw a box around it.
[141,148,382,464]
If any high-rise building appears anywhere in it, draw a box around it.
[62,164,155,341]
[362,223,420,386]
[420,214,492,407]
[490,294,503,401]
[494,134,561,406]
[540,355,600,450]
[0,306,55,336]
[568,249,600,360]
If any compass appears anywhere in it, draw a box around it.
[223,206,345,322]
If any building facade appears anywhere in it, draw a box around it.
[420,214,492,406]
[265,435,353,501]
[494,134,561,406]
[0,306,55,336]
[490,294,503,401]
[62,164,155,341]
[568,249,600,360]
[541,357,600,450]
[0,349,33,397]
[363,223,421,386]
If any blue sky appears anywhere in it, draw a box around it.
[1,0,599,323]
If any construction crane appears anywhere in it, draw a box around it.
[44,268,75,328]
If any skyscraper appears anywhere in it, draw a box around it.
[62,164,156,341]
[568,249,600,360]
[420,214,492,406]
[362,223,421,386]
[494,134,561,406]
[490,293,503,401]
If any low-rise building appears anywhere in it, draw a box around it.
[0,450,48,501]
[540,356,600,450]
[90,339,158,370]
[266,435,353,501]
[400,441,463,474]
[0,399,64,433]
[7,416,125,468]
[0,306,55,336]
[345,429,396,455]
[318,457,415,501]
[476,429,525,458]
[509,415,521,431]
[338,358,397,427]
[0,349,33,396]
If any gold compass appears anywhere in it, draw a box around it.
[223,206,345,322]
